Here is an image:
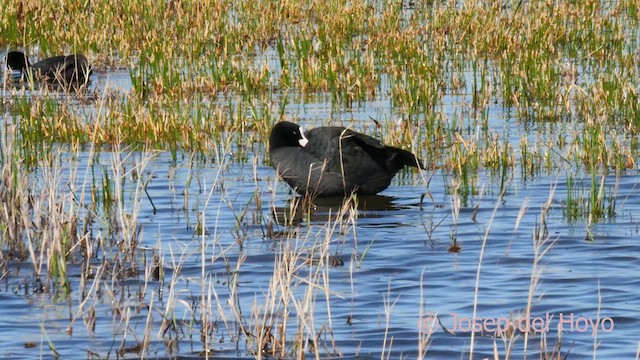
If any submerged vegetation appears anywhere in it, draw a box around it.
[0,0,638,358]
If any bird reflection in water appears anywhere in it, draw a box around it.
[270,194,403,226]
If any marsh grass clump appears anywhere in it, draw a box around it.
[244,194,358,358]
[563,171,618,224]
[4,88,255,165]
[0,125,86,294]
[0,126,31,259]
[0,119,161,296]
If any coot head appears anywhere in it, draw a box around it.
[269,121,309,150]
[5,51,30,72]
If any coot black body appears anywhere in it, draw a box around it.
[5,51,92,85]
[269,121,424,197]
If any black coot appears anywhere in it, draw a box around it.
[5,51,92,85]
[269,121,425,197]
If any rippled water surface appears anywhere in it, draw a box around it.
[1,67,639,360]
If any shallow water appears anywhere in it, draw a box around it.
[1,63,639,360]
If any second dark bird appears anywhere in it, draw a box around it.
[5,51,92,86]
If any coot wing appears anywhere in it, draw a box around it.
[306,127,402,172]
[347,129,424,171]
[302,127,398,194]
[271,146,360,196]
